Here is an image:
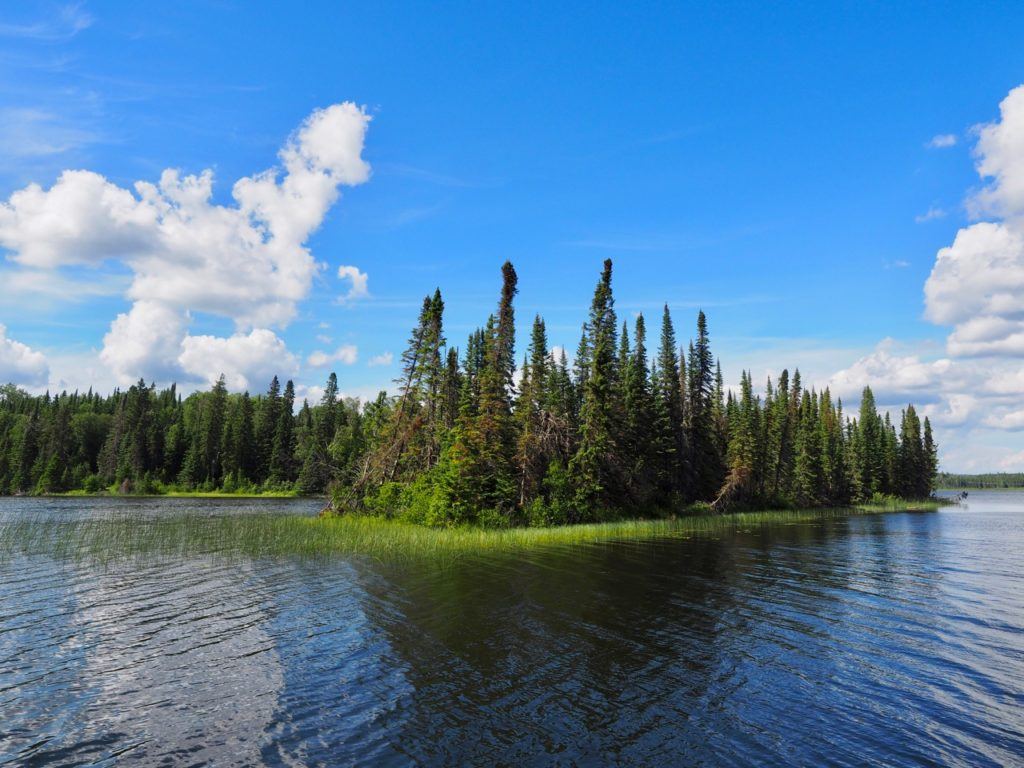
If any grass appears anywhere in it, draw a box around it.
[0,498,944,565]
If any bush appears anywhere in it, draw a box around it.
[82,474,104,493]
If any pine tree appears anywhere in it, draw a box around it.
[855,387,884,499]
[922,417,938,497]
[793,389,823,506]
[256,376,282,480]
[898,404,925,499]
[653,305,686,499]
[269,380,297,484]
[569,259,623,517]
[720,370,760,507]
[688,310,723,500]
[437,263,520,522]
[623,313,656,503]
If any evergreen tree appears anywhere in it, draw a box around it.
[516,315,550,505]
[0,257,939,522]
[688,311,723,499]
[569,259,622,516]
[623,313,656,503]
[270,380,297,483]
[653,305,686,498]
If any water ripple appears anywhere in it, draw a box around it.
[0,494,1022,766]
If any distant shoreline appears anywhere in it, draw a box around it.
[35,490,305,500]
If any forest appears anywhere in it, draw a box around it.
[936,473,1024,489]
[0,260,937,526]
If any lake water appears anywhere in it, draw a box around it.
[1,493,1022,766]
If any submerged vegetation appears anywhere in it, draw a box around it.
[0,499,944,564]
[0,259,938,527]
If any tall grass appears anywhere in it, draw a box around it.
[0,499,943,565]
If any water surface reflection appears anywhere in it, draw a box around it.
[1,495,1022,766]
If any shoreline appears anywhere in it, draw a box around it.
[936,486,1023,492]
[37,490,305,499]
[0,498,948,562]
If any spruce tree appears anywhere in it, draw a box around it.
[688,311,722,500]
[569,259,622,517]
[653,305,686,498]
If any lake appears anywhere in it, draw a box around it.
[1,492,1022,766]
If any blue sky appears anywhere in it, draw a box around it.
[1,1,1024,472]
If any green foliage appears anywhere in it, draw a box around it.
[0,259,939,523]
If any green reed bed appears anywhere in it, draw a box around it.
[0,499,943,565]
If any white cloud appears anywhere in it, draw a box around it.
[914,206,946,223]
[926,133,958,149]
[970,86,1024,220]
[0,102,372,387]
[984,408,1024,431]
[296,383,325,406]
[828,340,952,406]
[337,264,369,302]
[367,351,393,367]
[830,87,1024,472]
[0,324,48,387]
[179,329,299,391]
[922,87,1024,359]
[100,301,187,384]
[307,344,358,367]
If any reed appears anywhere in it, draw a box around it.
[0,499,943,565]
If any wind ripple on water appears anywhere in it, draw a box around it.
[0,494,1022,766]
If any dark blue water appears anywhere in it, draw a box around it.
[1,493,1022,766]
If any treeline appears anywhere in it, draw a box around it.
[0,259,938,525]
[0,376,376,496]
[936,472,1024,489]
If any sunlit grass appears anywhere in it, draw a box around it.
[0,499,943,565]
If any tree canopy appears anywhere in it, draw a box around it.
[0,261,938,525]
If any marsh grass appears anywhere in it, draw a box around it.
[0,499,944,565]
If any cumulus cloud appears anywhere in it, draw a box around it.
[828,340,952,405]
[0,102,372,387]
[923,87,1024,358]
[926,133,958,149]
[337,264,369,302]
[179,329,299,391]
[825,88,1024,470]
[970,86,1024,220]
[367,351,393,367]
[0,324,48,387]
[307,344,358,367]
[100,301,188,384]
[985,409,1024,431]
